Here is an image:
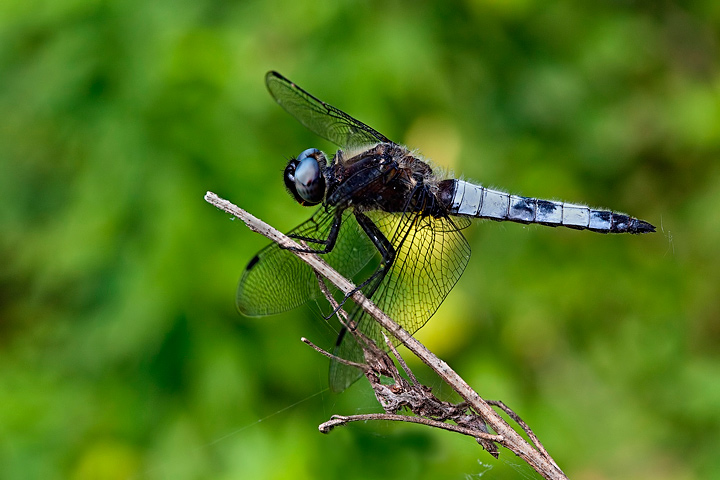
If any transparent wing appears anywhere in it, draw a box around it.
[237,209,377,316]
[266,71,393,151]
[329,212,472,392]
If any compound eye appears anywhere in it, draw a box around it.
[297,148,320,163]
[294,149,325,204]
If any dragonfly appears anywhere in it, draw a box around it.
[237,71,655,392]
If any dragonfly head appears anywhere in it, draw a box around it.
[284,148,327,206]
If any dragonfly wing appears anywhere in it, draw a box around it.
[237,238,314,316]
[266,71,393,151]
[329,211,471,392]
[237,209,378,316]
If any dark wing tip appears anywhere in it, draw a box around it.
[266,70,288,84]
[245,254,261,270]
[265,71,286,92]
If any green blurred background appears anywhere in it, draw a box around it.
[1,0,719,479]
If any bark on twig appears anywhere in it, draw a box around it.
[205,191,567,480]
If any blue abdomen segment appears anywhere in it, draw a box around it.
[448,180,654,234]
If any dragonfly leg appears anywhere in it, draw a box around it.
[353,211,396,292]
[325,210,396,323]
[287,208,343,254]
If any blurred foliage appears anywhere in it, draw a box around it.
[1,0,719,479]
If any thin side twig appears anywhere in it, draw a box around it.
[300,337,368,371]
[319,413,503,441]
[381,331,420,385]
[488,400,556,468]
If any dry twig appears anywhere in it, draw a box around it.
[205,191,567,480]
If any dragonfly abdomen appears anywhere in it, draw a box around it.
[445,179,654,234]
